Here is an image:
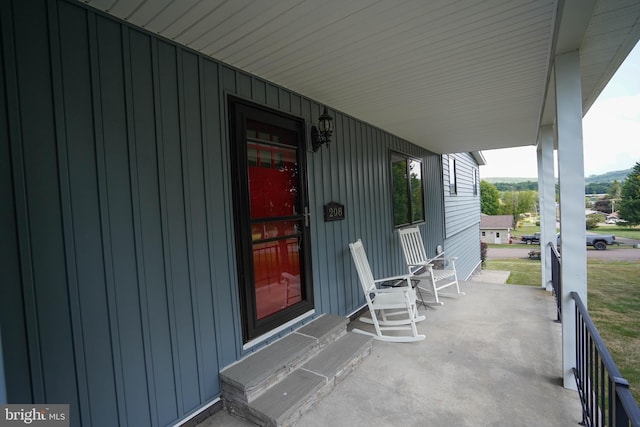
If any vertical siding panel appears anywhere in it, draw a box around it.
[337,114,353,311]
[87,12,128,426]
[279,88,291,113]
[13,0,81,417]
[313,104,330,313]
[175,47,203,412]
[320,106,337,313]
[129,29,178,425]
[237,72,251,98]
[181,49,217,405]
[155,40,192,417]
[191,57,220,403]
[290,94,301,116]
[207,62,239,367]
[266,83,279,107]
[219,65,244,363]
[121,25,160,427]
[57,3,119,425]
[252,78,266,104]
[347,117,362,308]
[200,59,228,382]
[333,113,348,313]
[94,15,151,427]
[0,0,33,404]
[363,126,377,274]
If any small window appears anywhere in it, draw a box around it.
[481,231,486,237]
[448,156,457,194]
[390,152,425,227]
[473,168,478,195]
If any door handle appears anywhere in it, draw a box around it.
[303,207,311,227]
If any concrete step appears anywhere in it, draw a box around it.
[220,314,348,404]
[221,314,372,426]
[229,332,373,427]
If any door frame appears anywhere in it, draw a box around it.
[228,97,314,343]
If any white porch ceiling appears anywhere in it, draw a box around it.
[82,0,640,155]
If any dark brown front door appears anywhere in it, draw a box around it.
[229,99,313,342]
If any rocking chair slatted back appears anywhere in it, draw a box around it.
[398,227,429,269]
[348,239,377,296]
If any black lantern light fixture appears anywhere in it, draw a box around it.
[311,106,333,152]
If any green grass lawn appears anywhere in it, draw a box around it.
[484,258,640,402]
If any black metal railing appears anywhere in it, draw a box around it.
[572,292,640,427]
[549,242,562,322]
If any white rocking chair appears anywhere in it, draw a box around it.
[398,227,464,306]
[348,239,426,342]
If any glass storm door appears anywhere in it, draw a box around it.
[229,99,313,342]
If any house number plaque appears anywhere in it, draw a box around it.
[324,202,345,222]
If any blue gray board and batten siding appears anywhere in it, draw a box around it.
[0,1,478,426]
[443,153,483,277]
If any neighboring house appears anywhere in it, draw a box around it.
[480,215,514,244]
[1,1,637,426]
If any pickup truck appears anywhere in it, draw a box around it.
[521,232,616,250]
[585,234,616,250]
[521,232,541,244]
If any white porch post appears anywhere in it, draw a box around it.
[555,50,587,390]
[537,126,556,291]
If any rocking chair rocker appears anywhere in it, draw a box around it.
[348,239,425,342]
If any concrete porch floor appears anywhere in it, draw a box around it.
[203,271,582,427]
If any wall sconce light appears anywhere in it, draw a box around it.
[311,106,333,152]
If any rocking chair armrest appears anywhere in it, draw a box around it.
[408,262,434,270]
[373,274,411,289]
[407,264,433,277]
[373,274,412,284]
[375,286,413,294]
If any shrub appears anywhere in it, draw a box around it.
[480,241,488,267]
[586,214,604,230]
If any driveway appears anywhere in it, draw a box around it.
[488,244,640,261]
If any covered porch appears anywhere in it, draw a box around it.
[2,1,640,425]
[207,273,582,426]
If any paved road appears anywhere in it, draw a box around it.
[488,244,640,261]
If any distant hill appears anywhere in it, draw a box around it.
[585,168,632,184]
[483,168,632,184]
[483,177,536,184]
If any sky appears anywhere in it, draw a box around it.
[480,41,640,179]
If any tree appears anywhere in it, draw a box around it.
[498,190,538,225]
[608,180,622,200]
[480,180,500,215]
[594,198,612,214]
[618,162,640,226]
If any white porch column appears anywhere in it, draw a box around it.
[537,126,556,291]
[555,50,587,390]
